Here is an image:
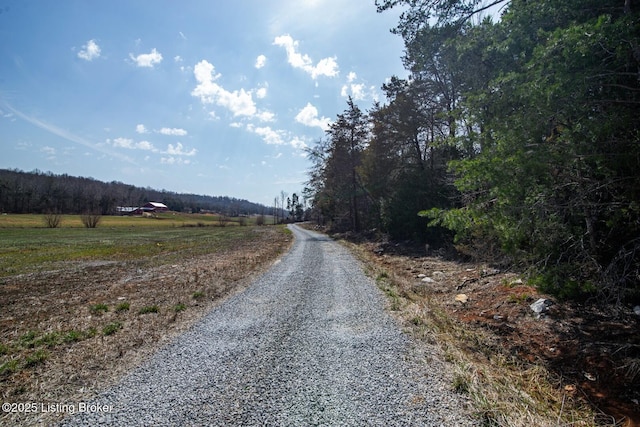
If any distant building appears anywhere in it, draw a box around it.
[116,206,138,215]
[143,202,168,212]
[116,202,169,216]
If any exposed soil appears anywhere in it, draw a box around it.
[357,240,640,426]
[0,226,293,426]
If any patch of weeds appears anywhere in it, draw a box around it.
[174,303,186,312]
[115,302,130,312]
[507,294,531,304]
[90,303,109,314]
[35,332,62,348]
[19,331,38,348]
[410,316,424,326]
[381,285,398,299]
[0,359,20,376]
[0,343,10,356]
[378,283,401,311]
[138,305,159,315]
[63,330,83,343]
[102,322,122,336]
[86,327,97,338]
[452,373,470,394]
[192,291,204,299]
[23,349,48,368]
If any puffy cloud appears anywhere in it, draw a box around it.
[247,125,307,150]
[251,126,285,146]
[130,48,163,68]
[78,39,101,61]
[159,127,188,136]
[256,111,275,122]
[256,87,267,99]
[295,103,330,130]
[136,124,148,134]
[192,60,273,120]
[112,137,134,149]
[166,142,196,156]
[273,34,338,79]
[340,72,375,101]
[289,137,308,150]
[161,156,191,165]
[110,137,157,151]
[255,54,267,69]
[340,82,366,100]
[136,140,155,151]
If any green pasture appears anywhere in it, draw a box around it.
[0,214,278,278]
[0,212,256,228]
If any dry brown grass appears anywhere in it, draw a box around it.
[0,225,292,426]
[345,240,631,427]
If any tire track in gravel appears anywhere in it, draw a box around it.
[60,225,473,426]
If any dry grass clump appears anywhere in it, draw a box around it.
[0,225,292,426]
[347,241,617,427]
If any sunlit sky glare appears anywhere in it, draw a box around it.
[0,0,407,205]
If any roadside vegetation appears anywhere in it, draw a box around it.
[339,236,639,427]
[0,214,292,426]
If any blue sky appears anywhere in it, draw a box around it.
[0,0,406,206]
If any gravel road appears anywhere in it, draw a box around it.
[61,225,473,426]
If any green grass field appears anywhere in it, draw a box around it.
[0,212,264,228]
[0,213,275,277]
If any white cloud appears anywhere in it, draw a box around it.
[255,54,267,69]
[247,125,308,150]
[256,111,275,122]
[159,127,188,136]
[112,137,134,149]
[161,156,191,165]
[251,126,285,146]
[192,59,267,118]
[174,55,183,63]
[273,34,338,79]
[136,124,148,134]
[166,142,196,156]
[256,87,267,99]
[130,48,163,68]
[290,136,308,150]
[137,140,155,151]
[340,72,376,101]
[111,137,157,151]
[340,82,366,100]
[295,103,330,130]
[78,39,101,61]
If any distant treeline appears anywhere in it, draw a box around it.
[0,169,271,216]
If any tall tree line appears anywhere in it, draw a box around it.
[306,0,639,301]
[0,169,270,216]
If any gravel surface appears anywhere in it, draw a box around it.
[60,225,473,426]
